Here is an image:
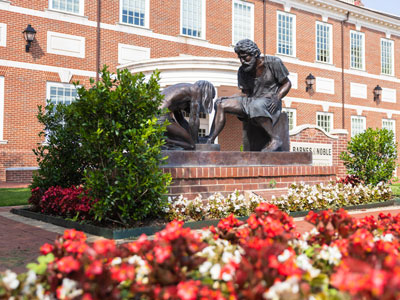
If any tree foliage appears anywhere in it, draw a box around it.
[340,128,397,185]
[31,67,171,224]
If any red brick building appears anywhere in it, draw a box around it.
[0,0,399,182]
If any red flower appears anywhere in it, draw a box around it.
[85,260,103,278]
[93,239,116,256]
[40,243,54,255]
[177,280,200,300]
[57,256,80,273]
[154,245,172,263]
[110,264,135,282]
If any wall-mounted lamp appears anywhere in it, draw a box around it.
[305,73,316,95]
[373,85,382,102]
[23,24,36,52]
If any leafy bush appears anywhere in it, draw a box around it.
[4,206,400,299]
[340,128,398,185]
[30,102,86,192]
[31,67,171,224]
[71,68,171,223]
[270,181,391,212]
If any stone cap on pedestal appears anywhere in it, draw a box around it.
[162,151,312,167]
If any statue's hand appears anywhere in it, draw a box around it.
[268,94,280,114]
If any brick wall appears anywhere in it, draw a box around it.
[164,164,337,200]
[1,0,399,181]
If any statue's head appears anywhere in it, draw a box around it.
[194,80,216,114]
[234,39,261,72]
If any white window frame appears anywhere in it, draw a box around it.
[282,108,296,131]
[46,82,79,106]
[382,118,396,141]
[0,23,6,47]
[315,21,332,64]
[0,77,4,141]
[49,0,85,16]
[381,38,394,76]
[316,112,333,133]
[119,0,150,29]
[276,11,296,57]
[351,115,366,138]
[232,0,254,45]
[180,0,206,39]
[350,30,365,71]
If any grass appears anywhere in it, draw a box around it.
[390,183,400,197]
[0,188,30,207]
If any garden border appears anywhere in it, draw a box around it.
[11,198,400,239]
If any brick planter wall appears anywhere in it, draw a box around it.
[163,165,337,200]
[6,168,36,183]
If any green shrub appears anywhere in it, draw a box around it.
[31,102,86,192]
[69,68,171,224]
[32,67,171,224]
[340,128,397,185]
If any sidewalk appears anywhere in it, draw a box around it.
[1,205,400,273]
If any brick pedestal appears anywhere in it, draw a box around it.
[163,150,337,199]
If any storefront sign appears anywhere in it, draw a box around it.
[291,142,332,166]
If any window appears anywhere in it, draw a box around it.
[49,0,84,15]
[282,108,296,130]
[381,38,394,76]
[350,31,365,70]
[316,22,332,63]
[199,128,207,137]
[47,82,78,106]
[181,0,205,38]
[277,11,296,56]
[382,119,396,141]
[351,116,366,137]
[316,112,333,133]
[120,0,149,28]
[232,0,254,45]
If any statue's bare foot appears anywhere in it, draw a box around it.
[261,139,282,152]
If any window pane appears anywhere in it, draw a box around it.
[350,31,364,69]
[121,0,146,27]
[48,85,78,106]
[277,12,294,56]
[182,0,202,38]
[317,113,332,132]
[351,116,366,137]
[282,108,296,130]
[381,39,393,75]
[52,0,81,14]
[233,1,252,44]
[316,22,331,63]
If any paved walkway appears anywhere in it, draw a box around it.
[1,204,400,273]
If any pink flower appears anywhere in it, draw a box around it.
[40,243,54,255]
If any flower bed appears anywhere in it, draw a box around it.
[2,204,400,299]
[270,181,391,213]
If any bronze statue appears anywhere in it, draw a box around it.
[160,81,216,150]
[206,39,291,151]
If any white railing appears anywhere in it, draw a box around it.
[338,0,355,4]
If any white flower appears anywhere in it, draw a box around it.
[2,270,19,290]
[22,270,37,294]
[57,278,83,300]
[209,263,221,280]
[318,246,342,265]
[111,257,122,265]
[296,254,320,278]
[199,261,212,274]
[263,277,300,300]
[277,249,292,262]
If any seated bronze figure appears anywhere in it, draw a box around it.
[206,39,291,152]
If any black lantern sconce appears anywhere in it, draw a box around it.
[373,85,382,102]
[23,24,36,52]
[305,73,315,95]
